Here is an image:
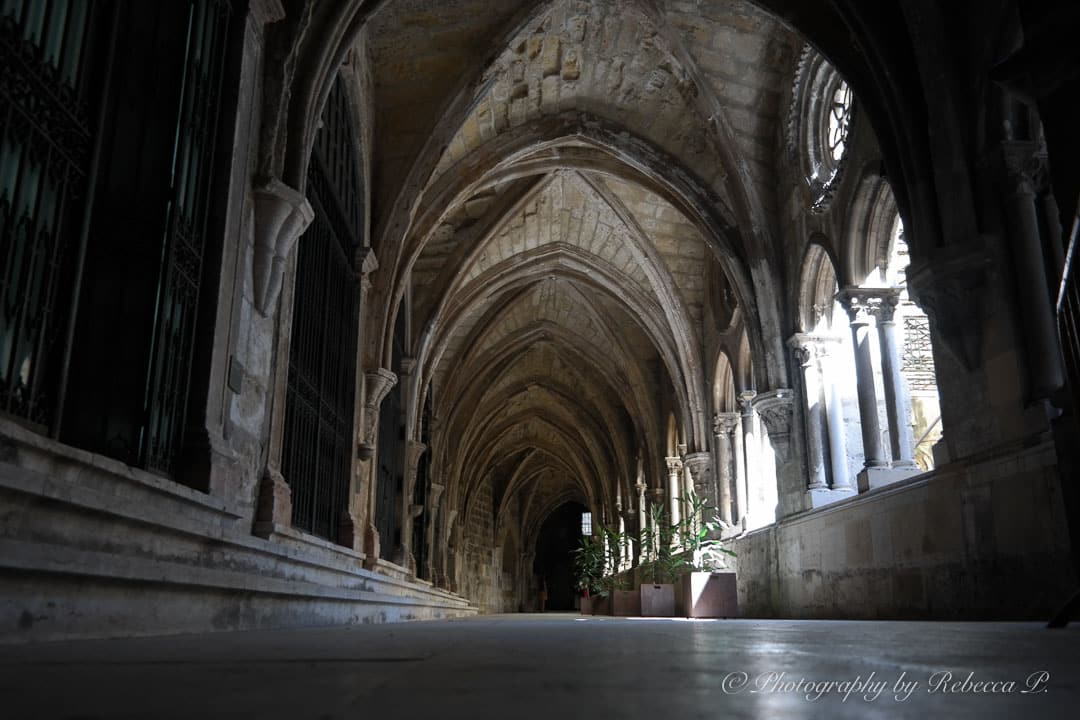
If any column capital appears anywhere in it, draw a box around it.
[683,451,712,478]
[1000,140,1047,195]
[751,389,794,439]
[358,368,398,456]
[836,287,900,324]
[665,456,683,473]
[786,333,841,365]
[400,356,417,377]
[737,390,757,413]
[712,412,739,436]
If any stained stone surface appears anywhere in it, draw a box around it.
[1,616,1077,719]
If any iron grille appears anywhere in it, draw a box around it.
[142,0,231,474]
[280,76,361,541]
[0,0,95,428]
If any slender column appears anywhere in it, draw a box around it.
[788,334,829,489]
[736,391,757,529]
[635,479,647,563]
[837,289,886,469]
[751,389,796,520]
[394,439,426,574]
[712,414,739,524]
[665,456,682,527]
[869,291,916,467]
[732,413,745,524]
[1001,143,1065,398]
[824,348,852,489]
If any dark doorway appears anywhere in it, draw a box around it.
[533,501,588,611]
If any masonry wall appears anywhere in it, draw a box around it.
[728,439,1076,619]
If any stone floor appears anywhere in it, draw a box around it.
[1,615,1077,719]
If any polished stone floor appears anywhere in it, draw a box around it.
[1,615,1077,719]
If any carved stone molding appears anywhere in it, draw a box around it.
[251,177,314,315]
[787,333,841,366]
[664,456,683,473]
[683,451,713,487]
[403,440,427,494]
[712,412,739,436]
[835,287,899,325]
[358,368,397,457]
[753,389,795,462]
[906,245,992,371]
[737,390,757,414]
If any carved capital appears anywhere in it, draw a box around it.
[404,440,427,495]
[664,456,683,474]
[251,177,314,315]
[753,389,795,464]
[712,412,739,436]
[1000,140,1047,196]
[683,452,712,483]
[835,287,896,325]
[737,390,757,414]
[359,368,398,452]
[907,245,992,370]
[430,482,446,509]
[787,333,841,365]
[866,291,901,324]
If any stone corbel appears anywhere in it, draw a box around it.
[752,389,795,463]
[252,177,314,315]
[357,368,398,460]
[683,452,713,494]
[906,245,992,371]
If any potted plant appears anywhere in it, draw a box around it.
[676,491,738,618]
[571,534,603,615]
[601,525,640,616]
[638,502,684,616]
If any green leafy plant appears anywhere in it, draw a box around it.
[571,534,603,597]
[639,502,687,584]
[677,490,736,572]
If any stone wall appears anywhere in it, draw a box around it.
[727,438,1076,619]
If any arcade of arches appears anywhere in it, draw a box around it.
[2,0,1080,641]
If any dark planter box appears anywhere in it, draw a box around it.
[580,596,592,615]
[612,589,641,616]
[590,595,611,616]
[640,583,675,616]
[677,571,738,618]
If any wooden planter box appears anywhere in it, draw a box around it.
[640,583,675,616]
[612,589,641,617]
[590,595,611,616]
[677,571,738,618]
[580,596,592,615]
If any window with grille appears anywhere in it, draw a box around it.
[280,75,362,542]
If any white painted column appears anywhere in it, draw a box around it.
[665,456,682,527]
[870,291,917,467]
[736,391,757,530]
[837,289,887,470]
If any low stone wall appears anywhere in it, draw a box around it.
[726,438,1077,619]
[0,422,476,644]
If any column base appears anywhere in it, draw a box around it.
[806,486,858,509]
[856,466,924,492]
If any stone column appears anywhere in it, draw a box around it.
[394,439,427,574]
[823,345,851,491]
[1001,142,1065,399]
[664,456,682,527]
[359,368,397,568]
[837,289,887,472]
[684,451,713,538]
[425,482,445,581]
[868,291,917,467]
[788,334,830,490]
[736,391,757,529]
[635,479,648,563]
[712,414,739,525]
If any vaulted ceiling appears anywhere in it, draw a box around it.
[363,0,801,544]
